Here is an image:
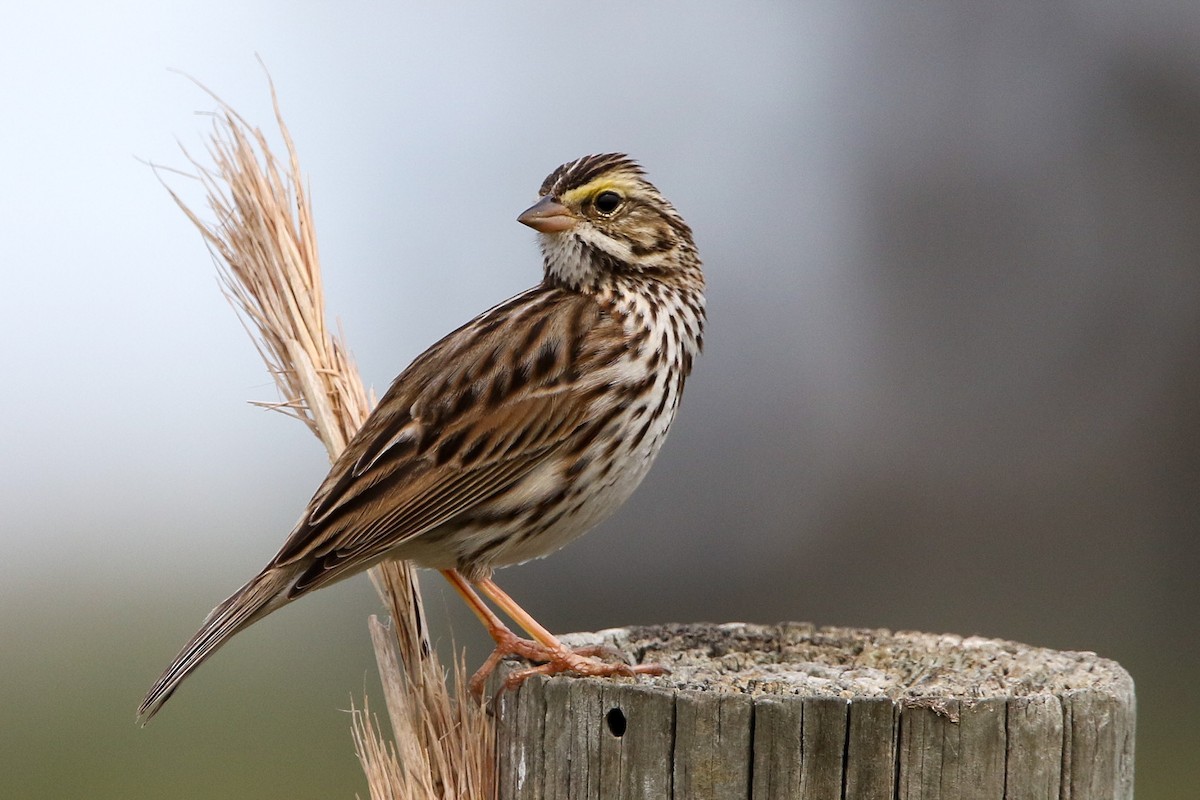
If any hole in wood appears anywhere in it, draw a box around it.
[605,707,627,738]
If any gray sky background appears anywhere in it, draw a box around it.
[2,2,1198,797]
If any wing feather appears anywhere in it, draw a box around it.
[268,287,620,586]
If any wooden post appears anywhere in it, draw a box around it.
[493,622,1134,800]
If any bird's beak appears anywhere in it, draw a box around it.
[518,196,577,233]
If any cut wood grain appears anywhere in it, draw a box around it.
[492,622,1134,800]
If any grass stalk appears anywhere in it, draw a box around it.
[158,67,493,799]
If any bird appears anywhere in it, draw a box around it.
[138,153,705,723]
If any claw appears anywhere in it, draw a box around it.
[440,569,668,698]
[467,626,670,697]
[569,643,632,663]
[468,627,546,696]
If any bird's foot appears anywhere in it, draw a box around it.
[468,628,668,697]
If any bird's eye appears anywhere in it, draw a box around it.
[594,190,623,215]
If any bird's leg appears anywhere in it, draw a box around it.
[439,570,547,660]
[472,575,669,690]
[439,570,558,694]
[474,576,598,651]
[440,569,668,694]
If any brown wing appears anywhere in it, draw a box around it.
[269,285,625,592]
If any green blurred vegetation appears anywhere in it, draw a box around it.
[1,581,390,799]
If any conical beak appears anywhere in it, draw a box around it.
[518,196,577,233]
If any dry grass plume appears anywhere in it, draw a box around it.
[157,68,494,799]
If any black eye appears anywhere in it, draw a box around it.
[594,190,623,215]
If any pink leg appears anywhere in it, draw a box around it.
[439,570,668,695]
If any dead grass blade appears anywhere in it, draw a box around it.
[159,66,493,799]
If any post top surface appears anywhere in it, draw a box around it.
[555,622,1133,705]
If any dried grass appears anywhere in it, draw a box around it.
[353,563,494,800]
[158,68,494,799]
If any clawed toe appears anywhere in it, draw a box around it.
[467,632,669,697]
[444,571,669,699]
[468,630,547,696]
[569,643,632,663]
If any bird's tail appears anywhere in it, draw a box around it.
[136,565,299,725]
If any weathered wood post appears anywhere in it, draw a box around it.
[493,622,1134,799]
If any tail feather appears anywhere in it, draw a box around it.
[137,566,298,725]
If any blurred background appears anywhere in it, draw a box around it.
[2,2,1197,797]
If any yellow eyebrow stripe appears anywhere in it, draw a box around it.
[559,177,639,206]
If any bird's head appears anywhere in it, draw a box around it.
[519,154,698,291]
